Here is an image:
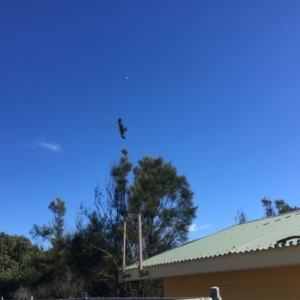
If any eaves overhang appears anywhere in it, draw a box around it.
[121,243,300,282]
[120,211,300,282]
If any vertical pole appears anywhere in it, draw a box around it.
[138,213,143,275]
[123,221,127,269]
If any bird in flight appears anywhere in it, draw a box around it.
[118,118,127,139]
[123,74,129,80]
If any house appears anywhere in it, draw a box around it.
[121,210,300,300]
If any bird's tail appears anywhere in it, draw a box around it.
[124,127,127,132]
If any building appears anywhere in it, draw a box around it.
[121,210,300,300]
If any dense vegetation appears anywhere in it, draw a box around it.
[234,198,299,224]
[1,149,197,299]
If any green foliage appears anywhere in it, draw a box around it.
[66,212,118,296]
[235,199,299,224]
[261,198,276,217]
[130,155,196,257]
[0,233,34,273]
[261,198,299,217]
[75,149,134,296]
[78,148,197,296]
[2,151,197,298]
[29,198,72,293]
[0,233,39,297]
[30,198,66,250]
[274,199,299,214]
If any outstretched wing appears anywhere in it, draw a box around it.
[118,118,123,130]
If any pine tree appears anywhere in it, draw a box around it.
[130,155,197,257]
[261,198,299,217]
[79,149,197,296]
[261,197,276,217]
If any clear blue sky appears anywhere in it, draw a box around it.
[1,1,300,242]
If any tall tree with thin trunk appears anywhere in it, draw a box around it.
[261,197,276,217]
[234,209,247,224]
[30,198,67,251]
[30,198,69,287]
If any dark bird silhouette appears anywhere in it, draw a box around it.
[118,118,127,139]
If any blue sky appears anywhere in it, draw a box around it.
[1,1,300,242]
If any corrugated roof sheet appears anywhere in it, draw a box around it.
[125,210,300,270]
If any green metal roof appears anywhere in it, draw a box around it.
[125,210,300,270]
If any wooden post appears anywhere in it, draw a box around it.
[137,213,148,278]
[122,220,127,270]
[122,213,148,279]
[138,213,143,275]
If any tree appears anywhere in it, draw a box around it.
[261,198,299,217]
[66,209,120,297]
[0,233,39,298]
[27,198,87,299]
[130,155,197,257]
[80,149,197,296]
[234,210,247,224]
[30,198,66,251]
[261,198,276,217]
[29,198,74,294]
[274,199,299,214]
[73,149,134,296]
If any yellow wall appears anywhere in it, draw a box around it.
[164,265,300,300]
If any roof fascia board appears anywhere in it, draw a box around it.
[122,244,300,281]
